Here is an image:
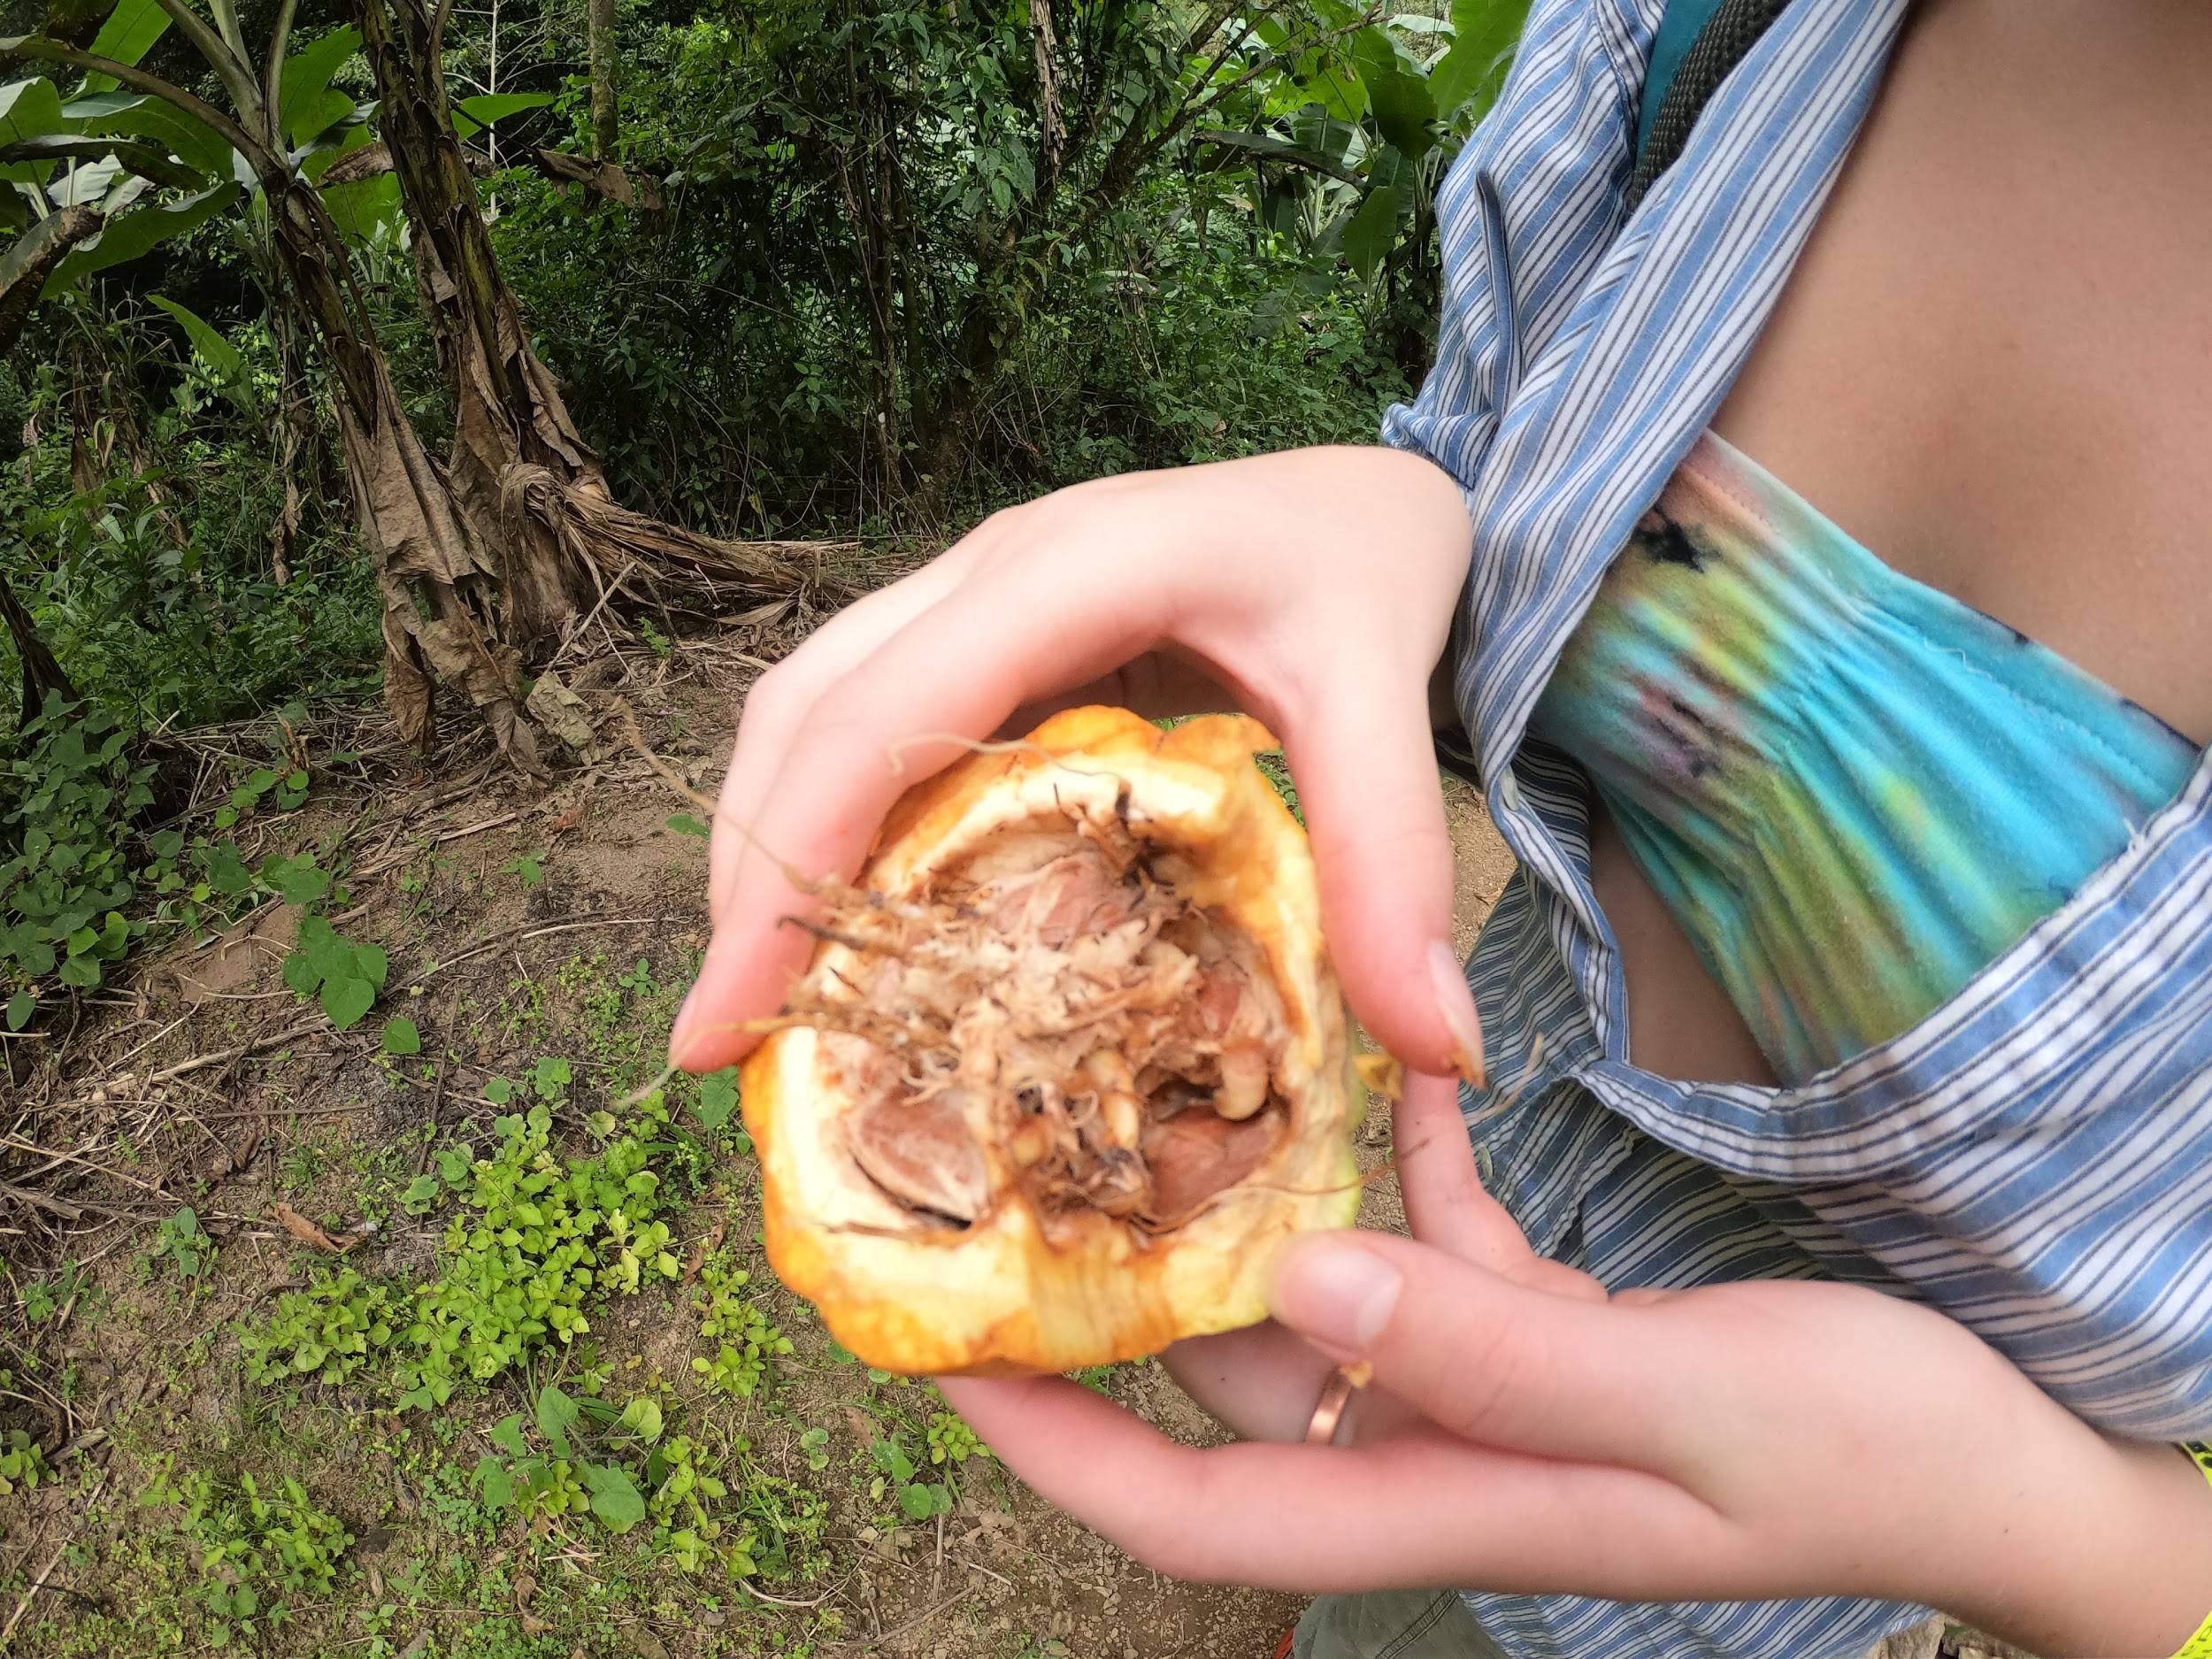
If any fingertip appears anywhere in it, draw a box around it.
[1267,1233,1404,1359]
[1283,704,1466,1078]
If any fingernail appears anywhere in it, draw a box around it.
[1428,939,1487,1088]
[1271,1239,1402,1354]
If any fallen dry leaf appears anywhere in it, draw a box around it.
[681,1218,728,1283]
[271,1202,357,1255]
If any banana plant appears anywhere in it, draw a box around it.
[0,1,566,771]
[1198,0,1529,361]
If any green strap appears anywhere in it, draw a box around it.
[1636,0,1725,156]
[1628,0,1794,209]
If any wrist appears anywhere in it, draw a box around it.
[1939,1430,2212,1656]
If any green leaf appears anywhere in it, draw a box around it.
[618,1397,663,1443]
[692,1069,739,1133]
[1350,29,1436,159]
[316,169,398,244]
[0,80,66,151]
[488,1414,530,1458]
[204,841,254,895]
[472,1453,515,1509]
[535,1384,580,1456]
[1343,181,1402,280]
[148,294,242,380]
[5,989,32,1030]
[261,854,329,907]
[353,942,388,990]
[665,813,710,839]
[320,973,374,1029]
[1430,0,1531,119]
[896,1482,936,1522]
[579,1463,645,1532]
[45,182,240,294]
[400,1173,439,1213]
[380,1016,420,1056]
[84,0,174,80]
[80,96,233,177]
[281,949,321,995]
[57,953,100,988]
[456,91,554,126]
[1257,19,1366,122]
[278,27,363,147]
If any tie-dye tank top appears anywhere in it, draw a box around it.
[1531,430,2200,1084]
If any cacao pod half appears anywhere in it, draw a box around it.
[741,706,1362,1375]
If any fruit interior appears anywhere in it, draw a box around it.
[784,803,1293,1248]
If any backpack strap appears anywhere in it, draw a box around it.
[1625,0,1795,210]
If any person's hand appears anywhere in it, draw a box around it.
[941,1073,2212,1659]
[668,445,1484,1081]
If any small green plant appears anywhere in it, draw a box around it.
[502,849,546,886]
[868,1436,954,1522]
[23,1258,87,1322]
[799,1425,831,1472]
[0,696,147,1003]
[239,1267,398,1386]
[926,1410,986,1468]
[692,1253,791,1399]
[469,1385,754,1574]
[380,1015,421,1056]
[282,914,388,1029]
[213,762,310,828]
[141,1457,352,1647]
[0,1429,50,1494]
[396,1095,679,1407]
[151,1205,211,1279]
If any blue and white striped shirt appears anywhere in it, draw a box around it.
[1381,1,2212,1654]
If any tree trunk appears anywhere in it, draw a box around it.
[0,205,100,354]
[264,174,549,775]
[354,0,836,664]
[0,565,73,729]
[586,0,619,161]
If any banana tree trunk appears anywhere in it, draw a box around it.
[0,566,73,728]
[265,176,549,774]
[354,0,836,657]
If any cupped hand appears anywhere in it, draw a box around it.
[669,445,1484,1080]
[939,1074,2212,1658]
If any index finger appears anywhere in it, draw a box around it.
[670,553,1183,1070]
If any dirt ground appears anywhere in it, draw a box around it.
[0,644,1528,1659]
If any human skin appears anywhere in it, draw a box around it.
[674,0,2212,1650]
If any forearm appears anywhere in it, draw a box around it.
[1939,1432,2212,1658]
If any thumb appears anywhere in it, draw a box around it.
[1267,1232,1706,1476]
[1281,680,1483,1085]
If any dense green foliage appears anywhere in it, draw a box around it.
[0,0,1528,1020]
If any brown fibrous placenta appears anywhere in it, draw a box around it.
[778,803,1290,1246]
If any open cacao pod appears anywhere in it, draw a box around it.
[740,705,1363,1376]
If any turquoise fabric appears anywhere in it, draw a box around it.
[1529,432,2198,1083]
[1635,0,1724,153]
